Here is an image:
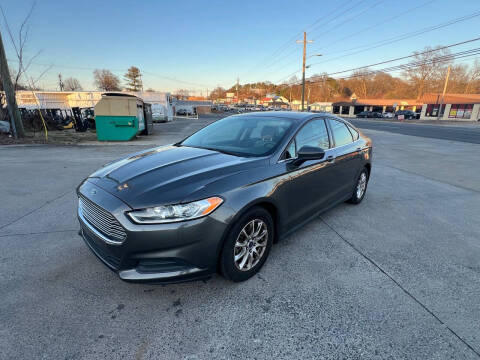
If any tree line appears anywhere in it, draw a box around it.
[209,47,480,102]
[53,66,144,92]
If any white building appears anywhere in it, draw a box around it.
[8,90,174,121]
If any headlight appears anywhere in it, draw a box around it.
[127,197,223,224]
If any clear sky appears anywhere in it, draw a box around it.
[2,0,480,94]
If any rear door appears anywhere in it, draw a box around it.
[327,118,362,199]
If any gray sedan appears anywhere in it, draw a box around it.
[77,112,372,283]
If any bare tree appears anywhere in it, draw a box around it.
[403,46,451,98]
[93,69,120,91]
[287,75,299,86]
[447,64,469,93]
[63,77,82,91]
[465,60,480,94]
[0,2,46,91]
[175,89,190,99]
[349,70,370,98]
[209,86,226,99]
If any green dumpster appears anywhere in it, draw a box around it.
[94,94,146,141]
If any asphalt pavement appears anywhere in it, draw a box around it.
[349,118,480,144]
[1,115,480,359]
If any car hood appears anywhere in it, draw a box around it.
[86,145,266,209]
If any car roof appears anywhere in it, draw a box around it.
[230,111,336,122]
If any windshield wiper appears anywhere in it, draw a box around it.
[200,146,242,157]
[183,145,241,157]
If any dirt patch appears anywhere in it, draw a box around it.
[0,130,97,145]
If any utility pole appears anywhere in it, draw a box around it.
[236,77,239,103]
[307,86,311,109]
[0,30,24,138]
[296,32,314,111]
[437,65,451,121]
[58,74,64,91]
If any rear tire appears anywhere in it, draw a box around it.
[347,168,369,204]
[220,207,273,282]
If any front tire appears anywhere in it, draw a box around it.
[220,207,273,282]
[348,168,369,204]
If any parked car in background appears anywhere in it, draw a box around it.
[356,111,371,118]
[382,112,394,118]
[357,111,382,118]
[395,110,416,120]
[77,112,372,283]
[177,109,195,116]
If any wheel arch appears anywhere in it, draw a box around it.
[364,162,371,178]
[215,198,281,272]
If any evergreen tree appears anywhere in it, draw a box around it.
[124,66,143,91]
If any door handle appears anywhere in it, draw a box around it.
[327,155,335,163]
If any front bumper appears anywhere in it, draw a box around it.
[77,180,230,283]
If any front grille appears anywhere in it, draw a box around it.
[82,229,122,269]
[79,195,126,242]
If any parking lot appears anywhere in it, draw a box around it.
[1,115,480,359]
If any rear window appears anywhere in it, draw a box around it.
[329,119,353,147]
[347,125,359,140]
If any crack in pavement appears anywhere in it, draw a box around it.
[0,190,72,231]
[319,216,480,358]
[0,229,78,238]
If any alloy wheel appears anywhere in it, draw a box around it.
[234,219,268,271]
[356,172,367,199]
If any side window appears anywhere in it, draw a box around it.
[347,125,359,140]
[329,119,353,147]
[284,140,296,159]
[295,119,330,150]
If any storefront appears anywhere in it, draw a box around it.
[448,104,474,119]
[420,94,480,121]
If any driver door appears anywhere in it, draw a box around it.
[285,118,337,226]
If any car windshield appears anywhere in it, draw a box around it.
[180,115,294,157]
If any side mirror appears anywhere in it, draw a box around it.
[293,145,325,166]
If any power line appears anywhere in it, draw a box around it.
[339,51,480,80]
[275,10,480,84]
[310,11,480,64]
[310,0,387,42]
[314,0,437,53]
[253,0,370,78]
[241,0,363,81]
[320,37,480,78]
[243,0,356,76]
[288,46,480,85]
[6,58,216,89]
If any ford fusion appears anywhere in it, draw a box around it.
[77,112,372,283]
